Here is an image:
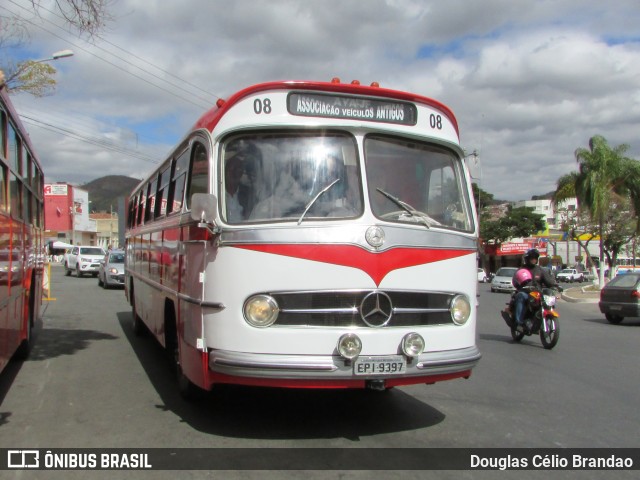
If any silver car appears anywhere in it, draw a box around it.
[490,267,518,293]
[98,250,125,288]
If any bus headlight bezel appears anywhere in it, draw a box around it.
[243,294,279,328]
[337,333,362,360]
[450,294,471,325]
[401,332,425,358]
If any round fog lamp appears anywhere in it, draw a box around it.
[450,295,471,325]
[337,333,362,360]
[402,332,425,357]
[244,295,279,328]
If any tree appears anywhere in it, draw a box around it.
[0,0,114,95]
[556,135,640,287]
[1,1,113,39]
[471,183,494,212]
[2,61,57,96]
[554,172,599,270]
[600,197,639,272]
[480,206,546,245]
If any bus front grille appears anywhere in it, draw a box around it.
[268,290,456,328]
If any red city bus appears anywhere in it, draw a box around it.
[126,79,481,398]
[0,84,45,374]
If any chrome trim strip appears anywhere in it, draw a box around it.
[128,270,224,310]
[279,306,449,315]
[393,307,450,314]
[279,307,358,314]
[219,223,477,252]
[416,346,482,370]
[213,359,338,372]
[268,287,458,297]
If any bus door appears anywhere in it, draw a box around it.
[177,141,213,384]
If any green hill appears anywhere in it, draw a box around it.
[81,175,141,213]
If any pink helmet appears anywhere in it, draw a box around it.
[514,268,532,287]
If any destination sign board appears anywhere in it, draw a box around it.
[288,92,417,126]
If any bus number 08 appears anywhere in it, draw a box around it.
[429,114,442,130]
[253,98,272,114]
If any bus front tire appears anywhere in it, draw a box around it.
[165,307,201,400]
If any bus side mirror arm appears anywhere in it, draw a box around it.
[190,193,221,235]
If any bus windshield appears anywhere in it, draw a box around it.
[365,135,473,232]
[222,132,362,223]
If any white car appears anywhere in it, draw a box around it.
[490,267,518,293]
[64,246,106,278]
[556,268,584,283]
[477,268,488,282]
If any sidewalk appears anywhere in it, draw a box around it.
[561,284,601,303]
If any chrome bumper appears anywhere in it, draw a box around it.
[209,346,481,380]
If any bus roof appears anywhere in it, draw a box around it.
[192,79,459,135]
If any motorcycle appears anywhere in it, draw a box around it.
[501,286,560,349]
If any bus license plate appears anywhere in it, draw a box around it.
[354,356,406,376]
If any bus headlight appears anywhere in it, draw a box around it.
[244,295,279,328]
[337,333,362,360]
[450,295,471,325]
[401,332,425,358]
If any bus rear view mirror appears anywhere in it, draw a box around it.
[190,193,217,224]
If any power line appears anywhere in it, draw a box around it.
[10,0,220,101]
[16,103,169,157]
[2,2,214,110]
[21,115,160,164]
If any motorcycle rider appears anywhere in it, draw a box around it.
[511,248,561,332]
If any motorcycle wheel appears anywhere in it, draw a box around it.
[540,316,559,349]
[510,325,525,342]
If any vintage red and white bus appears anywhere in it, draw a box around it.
[125,79,481,398]
[0,84,44,374]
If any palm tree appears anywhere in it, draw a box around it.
[566,136,634,287]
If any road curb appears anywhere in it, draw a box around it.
[561,286,600,304]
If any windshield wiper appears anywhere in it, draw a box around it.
[376,188,438,228]
[297,178,341,225]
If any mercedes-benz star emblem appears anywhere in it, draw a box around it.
[365,226,385,248]
[360,291,393,327]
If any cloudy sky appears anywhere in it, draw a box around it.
[2,0,640,201]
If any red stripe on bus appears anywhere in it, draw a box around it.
[208,370,472,389]
[234,244,472,286]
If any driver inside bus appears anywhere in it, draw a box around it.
[224,141,261,222]
[224,153,245,222]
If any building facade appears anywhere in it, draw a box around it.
[90,212,119,250]
[481,197,601,274]
[44,183,97,246]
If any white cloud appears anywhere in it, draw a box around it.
[4,0,640,200]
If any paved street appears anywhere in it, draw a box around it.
[0,265,638,479]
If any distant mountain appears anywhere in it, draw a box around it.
[81,175,141,213]
[531,191,555,201]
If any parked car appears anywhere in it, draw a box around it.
[598,272,640,324]
[490,267,518,293]
[64,246,106,277]
[556,268,584,283]
[98,250,125,288]
[477,268,488,283]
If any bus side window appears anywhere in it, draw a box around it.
[155,162,171,218]
[168,150,189,214]
[144,179,157,223]
[426,164,467,229]
[186,142,209,210]
[137,192,145,225]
